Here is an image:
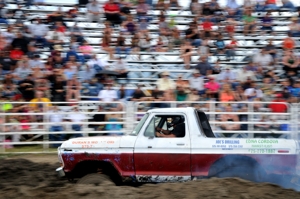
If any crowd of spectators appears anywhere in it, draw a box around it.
[0,0,300,144]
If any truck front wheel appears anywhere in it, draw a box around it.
[77,173,115,186]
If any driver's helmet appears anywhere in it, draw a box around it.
[171,116,185,126]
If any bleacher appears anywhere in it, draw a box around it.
[1,0,300,90]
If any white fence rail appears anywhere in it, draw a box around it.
[0,101,299,153]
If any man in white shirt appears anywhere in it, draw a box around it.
[253,49,273,69]
[48,106,65,145]
[86,0,102,23]
[189,70,204,94]
[29,18,49,47]
[218,67,237,83]
[68,106,85,136]
[98,83,118,102]
[45,29,66,51]
[110,57,128,79]
[28,54,45,69]
[155,71,176,91]
[236,66,257,83]
[87,54,109,73]
[78,65,96,83]
[244,82,264,101]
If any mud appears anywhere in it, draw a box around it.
[0,155,300,199]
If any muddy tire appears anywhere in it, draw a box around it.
[208,155,266,183]
[77,173,115,186]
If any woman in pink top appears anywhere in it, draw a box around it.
[79,40,93,60]
[204,76,220,99]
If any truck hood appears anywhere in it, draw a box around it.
[60,135,137,149]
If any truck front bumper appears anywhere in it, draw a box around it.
[56,167,65,177]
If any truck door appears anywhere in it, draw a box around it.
[134,113,191,182]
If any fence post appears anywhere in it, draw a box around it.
[291,103,298,140]
[248,103,254,138]
[0,102,4,153]
[43,103,49,152]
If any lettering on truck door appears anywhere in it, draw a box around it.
[134,113,191,182]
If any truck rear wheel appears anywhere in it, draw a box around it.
[208,156,266,183]
[77,173,115,186]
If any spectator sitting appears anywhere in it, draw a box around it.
[121,15,137,35]
[29,54,45,69]
[136,0,150,21]
[282,32,296,51]
[214,33,226,56]
[78,65,96,83]
[10,46,24,66]
[236,66,257,83]
[264,39,277,62]
[45,28,65,51]
[156,71,176,91]
[86,0,102,23]
[219,83,235,102]
[101,34,115,60]
[189,70,204,95]
[98,83,118,102]
[130,84,147,101]
[204,76,220,99]
[201,16,215,39]
[2,25,14,49]
[220,105,240,134]
[289,17,300,37]
[47,7,65,26]
[269,93,288,113]
[244,82,264,101]
[103,0,121,25]
[18,74,35,101]
[234,85,247,101]
[167,0,181,9]
[110,56,128,79]
[253,49,273,69]
[190,0,202,15]
[291,80,300,98]
[261,12,274,34]
[29,18,49,48]
[64,61,77,80]
[115,35,130,57]
[0,3,8,24]
[89,105,105,131]
[55,21,66,34]
[79,40,93,61]
[87,54,109,73]
[29,91,51,112]
[242,10,256,36]
[69,22,84,44]
[282,50,299,78]
[261,77,274,101]
[51,74,66,102]
[218,67,237,87]
[185,22,201,47]
[67,4,79,19]
[11,32,29,54]
[282,0,296,12]
[81,77,103,97]
[13,60,32,81]
[225,36,238,60]
[180,40,193,69]
[175,85,188,101]
[175,74,189,91]
[194,56,212,77]
[65,47,82,64]
[66,75,81,102]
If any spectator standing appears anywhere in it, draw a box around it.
[68,106,85,136]
[86,0,102,23]
[48,106,65,144]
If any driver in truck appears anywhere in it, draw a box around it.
[155,116,185,137]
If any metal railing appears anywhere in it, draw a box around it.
[0,100,299,153]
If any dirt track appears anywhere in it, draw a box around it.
[0,154,300,199]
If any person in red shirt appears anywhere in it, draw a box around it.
[10,46,24,66]
[225,36,238,60]
[201,16,214,39]
[269,93,288,113]
[225,17,236,37]
[103,0,121,25]
[283,32,295,51]
[55,21,66,33]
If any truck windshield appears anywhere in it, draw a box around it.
[131,113,149,136]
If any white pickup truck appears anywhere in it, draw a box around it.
[56,107,300,185]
